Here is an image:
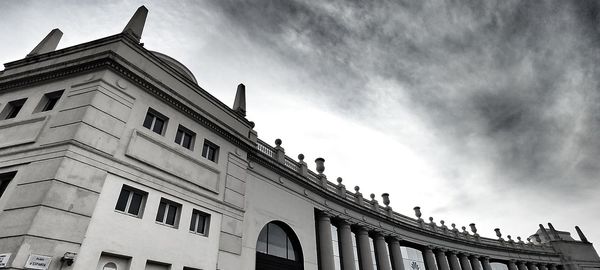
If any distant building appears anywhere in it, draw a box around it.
[0,6,598,270]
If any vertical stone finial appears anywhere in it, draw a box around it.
[462,226,470,239]
[274,139,285,163]
[27,28,63,57]
[517,236,524,244]
[354,186,363,205]
[315,158,325,174]
[413,206,422,219]
[369,193,379,211]
[428,217,437,232]
[469,223,478,235]
[547,223,561,240]
[336,177,346,197]
[440,220,448,234]
[381,193,390,207]
[495,228,502,239]
[507,235,515,244]
[575,226,589,243]
[297,154,308,176]
[122,6,148,42]
[233,83,247,116]
[539,224,551,241]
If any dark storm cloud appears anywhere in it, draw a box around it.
[209,0,600,197]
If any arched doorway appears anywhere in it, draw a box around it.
[256,221,304,270]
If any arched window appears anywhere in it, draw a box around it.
[102,262,118,270]
[256,221,303,270]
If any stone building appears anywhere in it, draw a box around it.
[0,6,598,270]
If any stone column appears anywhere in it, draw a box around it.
[435,249,451,270]
[447,251,462,270]
[374,233,392,270]
[527,263,539,270]
[459,253,473,270]
[338,220,356,270]
[424,246,439,270]
[517,261,528,270]
[356,227,375,270]
[388,238,405,270]
[317,213,336,270]
[481,257,492,270]
[548,264,558,270]
[539,264,548,270]
[470,256,483,270]
[508,260,519,270]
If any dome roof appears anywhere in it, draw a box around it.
[150,51,197,84]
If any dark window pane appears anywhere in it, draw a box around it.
[6,104,22,119]
[43,97,59,111]
[143,113,154,129]
[152,118,164,134]
[190,211,198,231]
[287,237,295,260]
[197,215,206,234]
[115,189,130,211]
[128,192,143,215]
[0,172,16,199]
[156,202,167,222]
[175,130,183,144]
[267,223,287,258]
[257,226,268,253]
[166,204,177,225]
[182,133,191,149]
[202,144,209,158]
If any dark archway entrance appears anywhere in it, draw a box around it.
[256,221,304,270]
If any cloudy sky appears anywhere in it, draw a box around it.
[1,0,598,246]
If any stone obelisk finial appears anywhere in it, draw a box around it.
[575,226,589,243]
[122,6,148,42]
[27,28,63,57]
[233,83,246,116]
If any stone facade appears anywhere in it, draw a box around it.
[0,6,598,270]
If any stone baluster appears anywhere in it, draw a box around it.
[274,139,285,163]
[447,251,462,270]
[459,253,473,270]
[508,260,519,270]
[470,255,483,270]
[297,154,308,176]
[527,262,539,270]
[517,261,528,270]
[481,257,492,270]
[388,237,405,270]
[423,246,439,270]
[336,220,356,270]
[374,233,392,270]
[539,263,548,270]
[316,212,335,270]
[356,227,375,270]
[435,248,451,270]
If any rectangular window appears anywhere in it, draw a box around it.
[142,108,168,135]
[0,171,17,199]
[115,185,147,217]
[35,90,64,112]
[189,209,210,235]
[201,139,219,163]
[155,198,181,227]
[0,98,27,120]
[175,125,195,150]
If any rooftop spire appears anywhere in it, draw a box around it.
[27,28,63,57]
[233,83,246,117]
[122,6,148,42]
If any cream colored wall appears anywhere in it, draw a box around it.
[74,173,222,270]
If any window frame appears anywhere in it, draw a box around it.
[0,98,28,120]
[201,139,220,163]
[114,185,147,218]
[34,90,64,113]
[189,209,210,236]
[142,108,169,135]
[174,124,196,150]
[155,197,181,228]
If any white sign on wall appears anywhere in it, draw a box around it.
[24,254,52,270]
[0,253,11,268]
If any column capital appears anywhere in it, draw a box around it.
[539,263,547,266]
[481,256,490,261]
[447,250,459,255]
[435,247,448,253]
[470,254,480,259]
[338,218,352,228]
[317,211,332,220]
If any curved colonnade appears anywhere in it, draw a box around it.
[252,138,586,270]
